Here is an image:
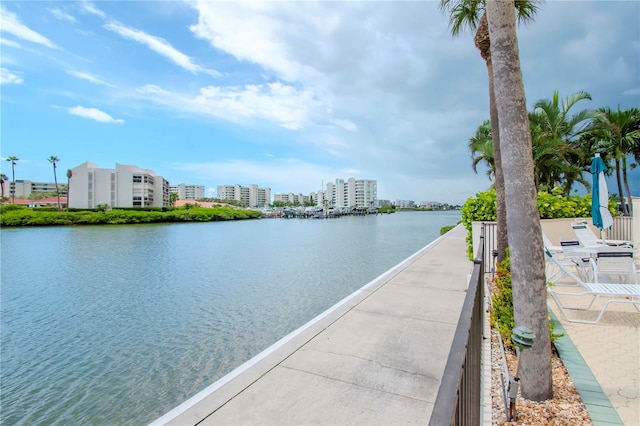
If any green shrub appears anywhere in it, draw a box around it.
[461,188,618,259]
[0,204,28,214]
[490,250,562,351]
[0,205,262,227]
[440,224,456,235]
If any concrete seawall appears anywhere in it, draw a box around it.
[151,224,473,425]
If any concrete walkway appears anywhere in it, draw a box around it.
[152,225,474,425]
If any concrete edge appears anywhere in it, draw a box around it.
[549,310,624,426]
[150,225,461,425]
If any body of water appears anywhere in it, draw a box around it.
[1,211,460,424]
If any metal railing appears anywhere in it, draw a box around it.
[429,225,485,425]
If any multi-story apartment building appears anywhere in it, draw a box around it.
[217,184,271,207]
[170,183,205,200]
[278,178,377,209]
[395,200,416,208]
[68,162,170,209]
[2,180,67,198]
[273,192,308,205]
[420,200,441,209]
[325,178,377,208]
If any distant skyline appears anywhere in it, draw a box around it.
[1,1,639,205]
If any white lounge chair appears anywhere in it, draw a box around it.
[571,221,634,249]
[544,248,588,286]
[542,233,563,253]
[589,251,638,285]
[548,282,640,324]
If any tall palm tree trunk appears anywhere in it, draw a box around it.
[475,13,509,264]
[621,157,633,216]
[53,166,60,212]
[67,169,72,212]
[487,0,552,401]
[614,159,628,215]
[11,164,16,204]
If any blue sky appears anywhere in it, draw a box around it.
[1,1,639,205]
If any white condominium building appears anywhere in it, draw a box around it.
[395,200,416,208]
[277,178,377,209]
[325,178,377,208]
[170,183,205,200]
[3,180,66,198]
[68,162,170,209]
[274,192,308,205]
[217,184,271,207]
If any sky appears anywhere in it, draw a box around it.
[1,1,639,205]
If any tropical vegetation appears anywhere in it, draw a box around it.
[5,156,19,204]
[449,0,639,402]
[0,204,261,227]
[48,155,61,211]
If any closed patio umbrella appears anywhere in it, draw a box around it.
[590,153,613,232]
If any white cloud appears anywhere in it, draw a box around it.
[137,84,169,96]
[171,158,343,194]
[0,6,57,48]
[0,68,23,84]
[331,119,358,132]
[67,106,124,123]
[623,88,640,97]
[137,82,319,130]
[0,37,21,48]
[104,21,221,77]
[80,1,106,18]
[48,8,76,23]
[67,70,115,88]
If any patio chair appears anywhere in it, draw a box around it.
[548,282,640,324]
[542,233,563,253]
[589,251,639,285]
[571,221,634,249]
[544,248,588,286]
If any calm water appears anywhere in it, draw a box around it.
[1,211,460,425]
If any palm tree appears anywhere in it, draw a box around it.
[0,173,7,200]
[5,156,19,204]
[588,107,640,215]
[486,1,552,401]
[529,117,590,194]
[529,90,598,194]
[48,156,61,211]
[439,0,539,264]
[469,119,495,180]
[66,169,73,211]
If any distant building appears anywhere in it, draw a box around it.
[170,183,205,200]
[273,192,308,205]
[217,184,271,207]
[277,177,377,209]
[68,162,170,209]
[420,201,442,209]
[395,200,416,209]
[11,196,68,208]
[375,199,391,208]
[329,178,377,208]
[3,179,67,198]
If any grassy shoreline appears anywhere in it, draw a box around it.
[0,205,262,227]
